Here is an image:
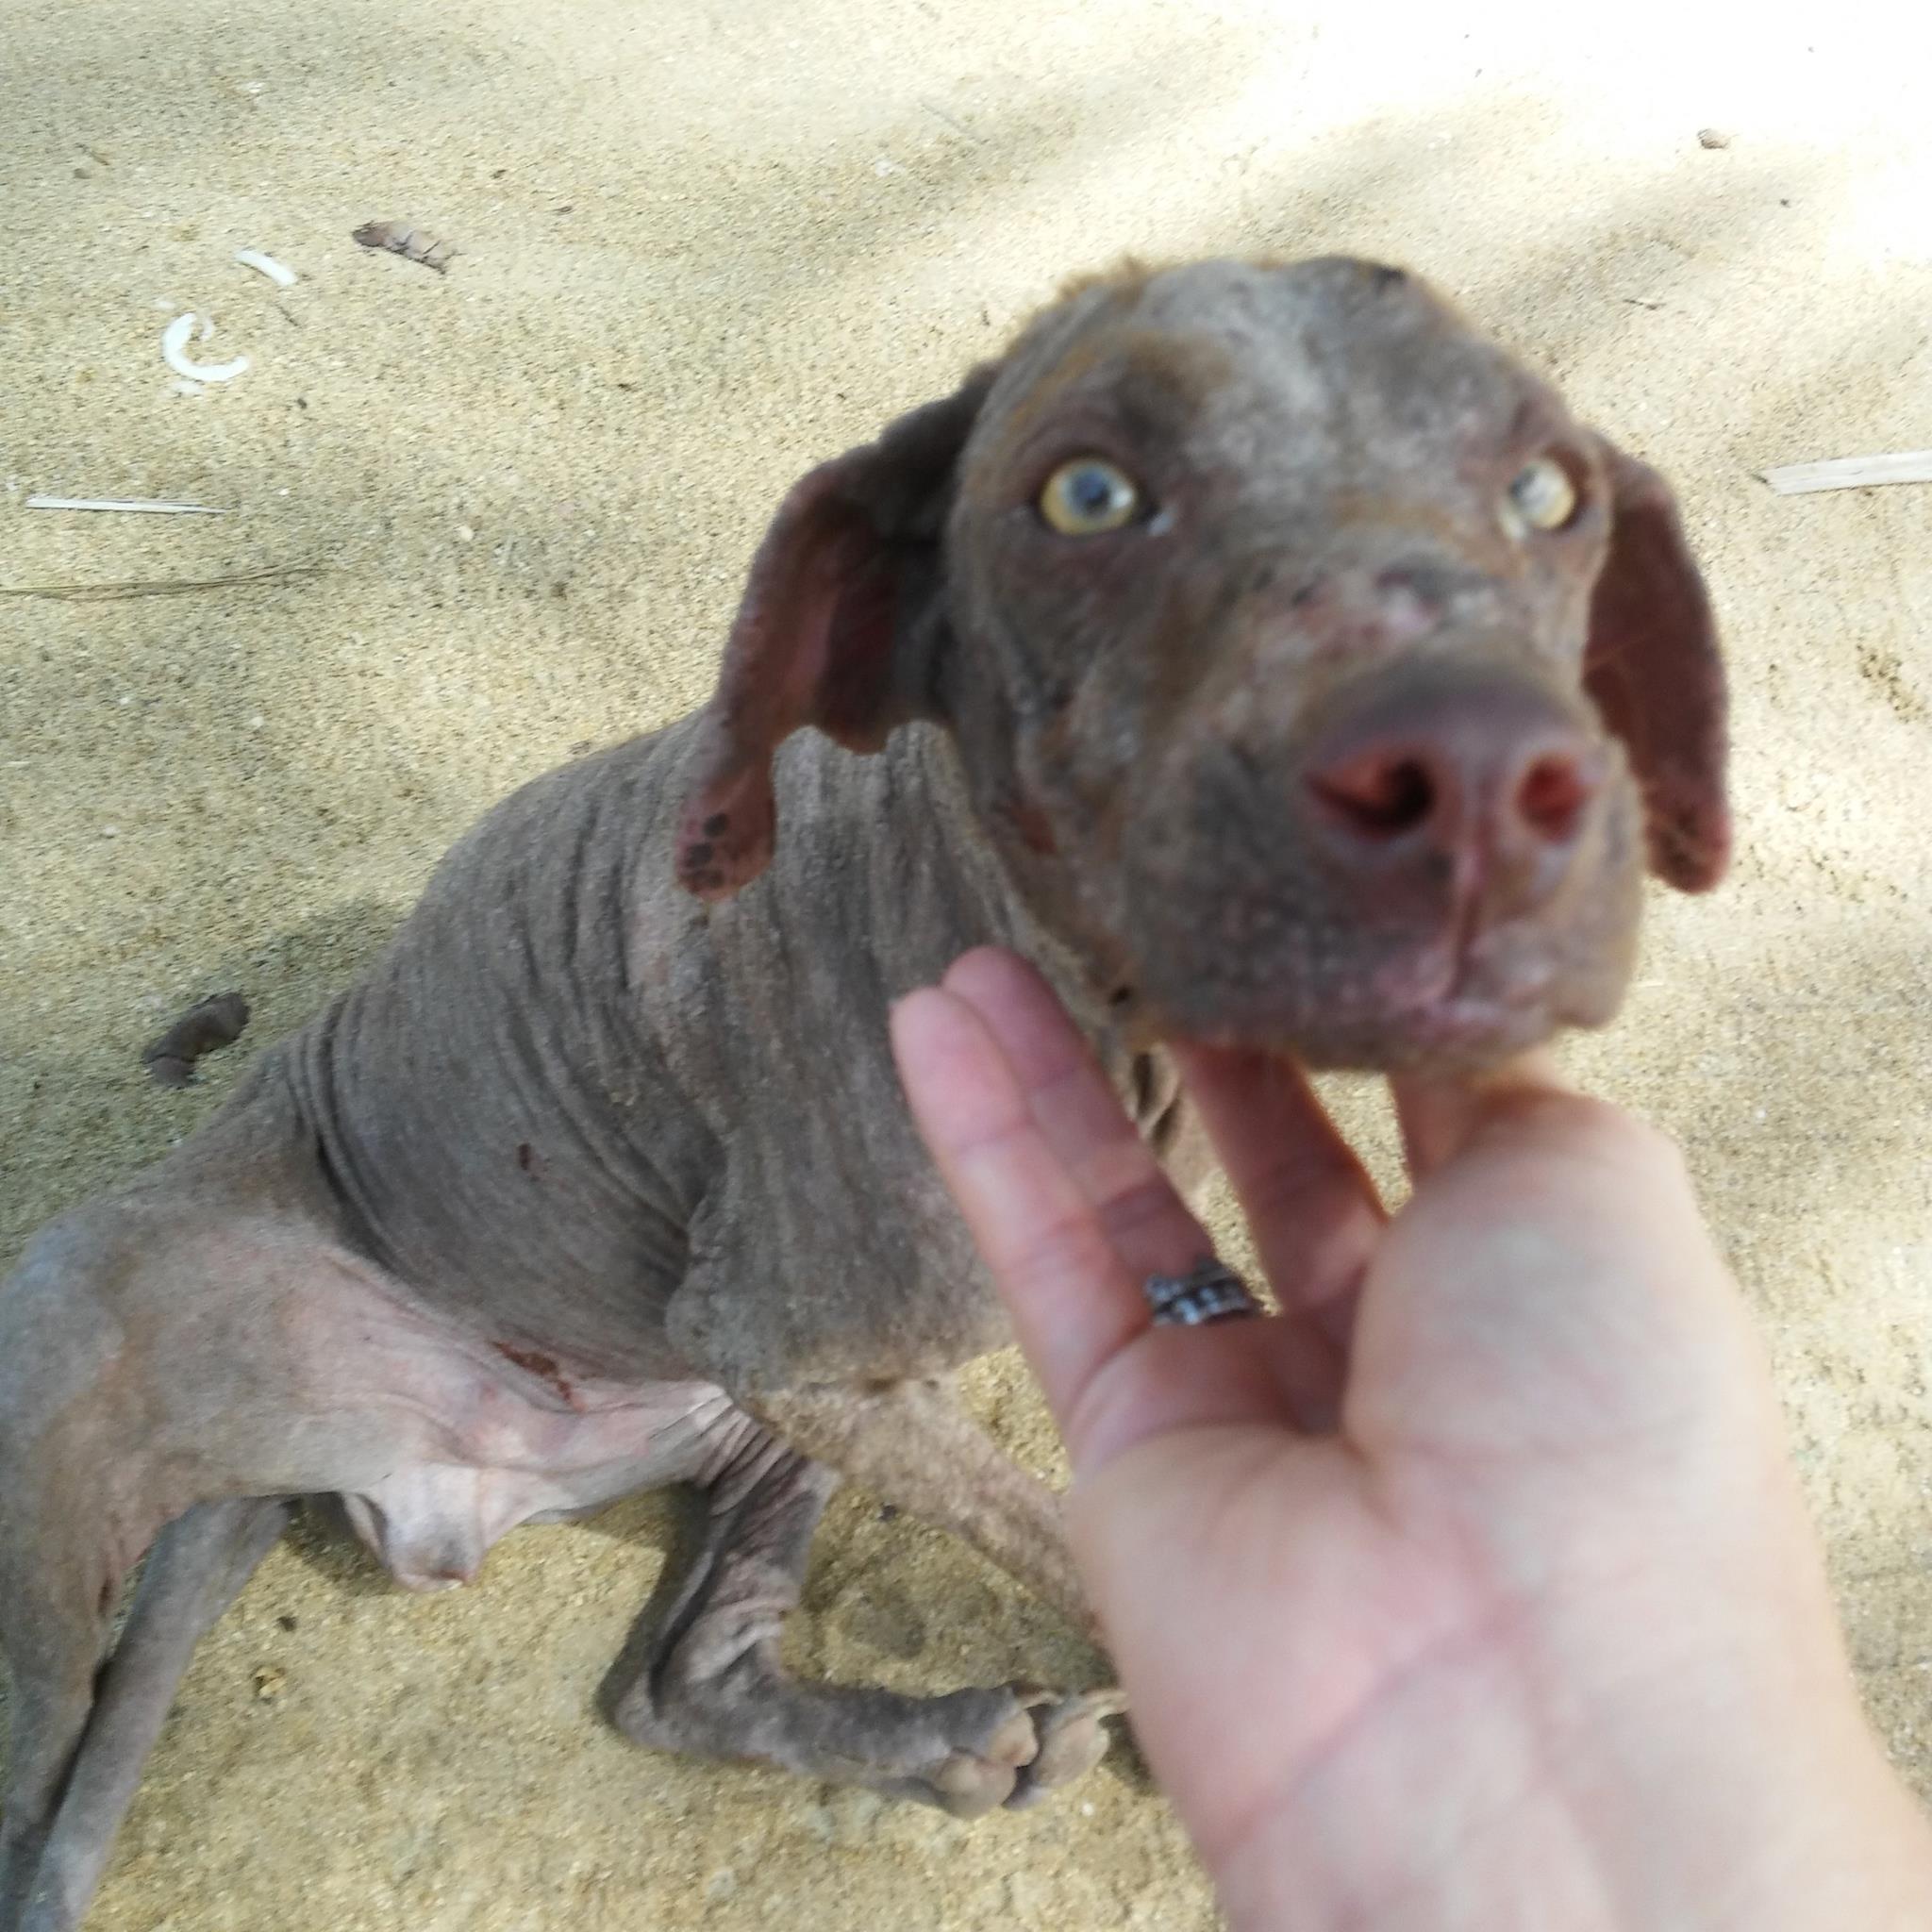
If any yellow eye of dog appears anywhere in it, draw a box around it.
[1039,458,1141,535]
[1506,457,1578,533]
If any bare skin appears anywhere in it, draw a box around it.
[893,947,1932,1932]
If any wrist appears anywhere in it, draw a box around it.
[1191,1648,1932,1932]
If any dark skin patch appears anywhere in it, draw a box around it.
[1003,796,1058,857]
[490,1341,575,1406]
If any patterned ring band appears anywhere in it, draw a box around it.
[1142,1257,1260,1327]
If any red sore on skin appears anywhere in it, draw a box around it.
[491,1341,575,1406]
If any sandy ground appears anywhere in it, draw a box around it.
[3,0,1930,1925]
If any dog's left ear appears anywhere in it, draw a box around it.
[675,370,997,899]
[1583,443,1731,892]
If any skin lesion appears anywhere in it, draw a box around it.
[490,1340,575,1406]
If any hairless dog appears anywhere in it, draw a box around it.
[0,257,1727,1930]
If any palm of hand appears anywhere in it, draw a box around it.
[892,949,1867,1929]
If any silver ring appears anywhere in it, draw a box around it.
[1143,1257,1259,1327]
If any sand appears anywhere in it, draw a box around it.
[3,0,1930,1924]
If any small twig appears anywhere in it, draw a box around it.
[0,562,325,602]
[25,496,232,514]
[1762,451,1932,495]
[919,97,976,140]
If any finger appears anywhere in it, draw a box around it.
[946,954,1344,1429]
[941,949,1207,1275]
[1391,1046,1572,1179]
[891,986,1288,1465]
[942,952,1355,1432]
[891,984,1158,1422]
[1172,1042,1383,1349]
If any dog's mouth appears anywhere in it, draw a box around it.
[1345,929,1576,1062]
[1342,980,1565,1071]
[1133,917,1628,1075]
[1117,779,1644,1074]
[1153,984,1561,1075]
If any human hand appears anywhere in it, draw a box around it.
[891,948,1932,1931]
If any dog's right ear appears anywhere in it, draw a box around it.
[675,370,997,899]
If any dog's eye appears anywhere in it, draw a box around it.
[1503,457,1579,535]
[1039,458,1141,535]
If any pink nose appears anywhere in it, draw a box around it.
[1303,681,1604,911]
[1310,741,1594,846]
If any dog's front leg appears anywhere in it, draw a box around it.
[748,1376,1092,1636]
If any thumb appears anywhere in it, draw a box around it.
[1390,1046,1572,1178]
[1352,1077,1770,1472]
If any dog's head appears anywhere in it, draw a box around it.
[675,258,1728,1072]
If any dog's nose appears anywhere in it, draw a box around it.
[1302,675,1605,916]
[1309,736,1595,849]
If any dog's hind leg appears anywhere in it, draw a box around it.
[2,1498,292,1932]
[0,1571,110,1932]
[0,1089,356,1932]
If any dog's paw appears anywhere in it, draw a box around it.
[908,1686,1127,1818]
[1005,1688,1128,1808]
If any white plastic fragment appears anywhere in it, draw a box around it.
[160,313,249,384]
[1763,451,1932,494]
[25,497,232,514]
[234,248,297,288]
